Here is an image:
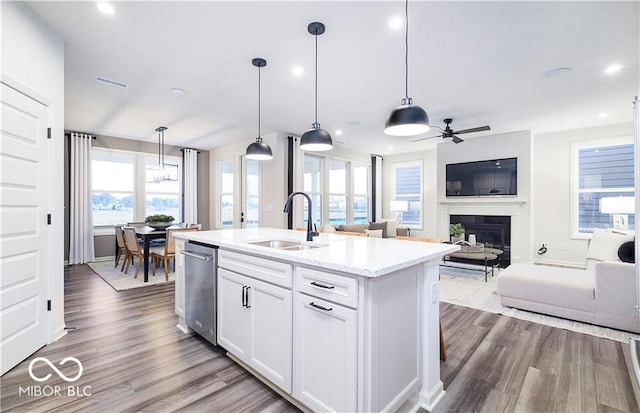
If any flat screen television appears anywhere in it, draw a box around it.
[446,157,517,197]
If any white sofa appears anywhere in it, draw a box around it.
[496,229,638,333]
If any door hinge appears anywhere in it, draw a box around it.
[47,300,52,311]
[47,214,52,225]
[47,127,52,139]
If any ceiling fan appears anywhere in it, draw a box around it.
[411,118,491,144]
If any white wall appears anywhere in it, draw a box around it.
[2,1,66,342]
[533,122,634,266]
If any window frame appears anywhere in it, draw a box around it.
[91,147,182,233]
[218,159,235,228]
[390,160,423,230]
[570,136,635,239]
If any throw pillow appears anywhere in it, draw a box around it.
[323,222,336,233]
[378,218,398,238]
[618,241,635,263]
[368,221,388,238]
[365,229,383,238]
[585,228,635,262]
[337,223,368,233]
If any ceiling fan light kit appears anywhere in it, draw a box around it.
[246,57,273,160]
[385,0,429,137]
[300,21,333,152]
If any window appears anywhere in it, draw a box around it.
[303,154,323,229]
[573,140,635,235]
[91,149,182,227]
[219,160,234,227]
[329,160,348,225]
[244,158,260,227]
[391,162,422,228]
[353,164,369,224]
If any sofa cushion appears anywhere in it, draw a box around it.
[368,221,388,238]
[378,218,398,238]
[337,223,367,233]
[497,263,595,312]
[618,241,635,263]
[365,229,383,238]
[585,228,635,262]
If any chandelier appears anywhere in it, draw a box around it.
[146,126,178,183]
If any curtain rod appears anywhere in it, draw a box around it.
[180,148,201,153]
[64,131,96,139]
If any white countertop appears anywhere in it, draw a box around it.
[174,228,459,277]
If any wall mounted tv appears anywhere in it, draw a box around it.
[446,157,517,197]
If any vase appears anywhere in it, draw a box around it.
[451,234,465,244]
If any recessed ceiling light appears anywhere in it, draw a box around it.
[96,2,115,15]
[604,64,622,74]
[292,66,303,76]
[170,88,186,97]
[598,112,609,119]
[388,146,394,151]
[335,130,343,136]
[389,16,403,30]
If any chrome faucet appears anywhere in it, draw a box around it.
[283,191,319,242]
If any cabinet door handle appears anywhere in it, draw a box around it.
[241,286,247,307]
[245,286,251,308]
[309,302,333,312]
[310,281,335,290]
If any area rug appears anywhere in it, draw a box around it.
[87,260,175,291]
[439,265,640,343]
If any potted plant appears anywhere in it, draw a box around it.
[145,214,175,230]
[449,223,465,244]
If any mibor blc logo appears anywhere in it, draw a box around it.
[19,356,92,397]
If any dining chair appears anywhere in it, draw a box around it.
[114,225,129,270]
[122,227,145,278]
[126,221,147,227]
[396,235,447,361]
[150,227,198,281]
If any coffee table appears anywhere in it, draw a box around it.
[441,247,503,282]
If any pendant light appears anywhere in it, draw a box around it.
[246,58,273,160]
[300,21,333,151]
[146,126,178,183]
[384,0,430,136]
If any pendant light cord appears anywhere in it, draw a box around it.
[404,0,409,99]
[314,32,318,124]
[258,65,261,139]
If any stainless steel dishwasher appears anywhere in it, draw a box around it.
[182,241,218,345]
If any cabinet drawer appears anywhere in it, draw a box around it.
[219,249,293,288]
[296,266,358,309]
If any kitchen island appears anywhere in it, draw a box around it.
[174,228,458,412]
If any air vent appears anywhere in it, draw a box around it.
[95,76,127,88]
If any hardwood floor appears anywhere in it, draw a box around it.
[1,265,638,412]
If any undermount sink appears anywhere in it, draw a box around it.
[248,239,325,250]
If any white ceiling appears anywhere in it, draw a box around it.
[25,1,639,155]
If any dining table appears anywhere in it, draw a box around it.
[133,225,177,282]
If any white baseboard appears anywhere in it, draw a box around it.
[420,380,445,411]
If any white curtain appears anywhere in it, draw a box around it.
[69,133,95,264]
[183,148,198,225]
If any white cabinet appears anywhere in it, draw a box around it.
[218,267,293,393]
[174,239,188,333]
[293,293,357,413]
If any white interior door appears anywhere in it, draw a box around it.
[0,83,50,375]
[241,157,261,228]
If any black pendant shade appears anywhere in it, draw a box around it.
[246,57,273,160]
[385,98,430,136]
[385,0,429,136]
[300,21,333,152]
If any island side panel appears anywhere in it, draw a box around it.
[420,258,446,410]
[175,239,188,333]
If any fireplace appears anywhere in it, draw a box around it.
[450,215,511,267]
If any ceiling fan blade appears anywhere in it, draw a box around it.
[452,125,491,134]
[411,134,442,142]
[452,135,464,144]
